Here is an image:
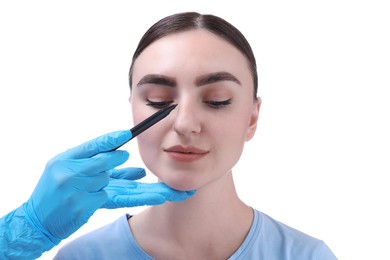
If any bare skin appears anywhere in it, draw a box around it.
[129,172,253,259]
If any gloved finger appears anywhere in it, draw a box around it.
[107,180,196,200]
[56,130,132,160]
[102,193,166,208]
[104,180,196,207]
[125,182,196,202]
[66,150,129,175]
[138,182,196,202]
[109,167,146,180]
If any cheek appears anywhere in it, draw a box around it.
[216,110,251,141]
[216,124,246,161]
[136,131,161,175]
[132,102,149,125]
[209,113,249,161]
[131,104,161,169]
[221,109,253,153]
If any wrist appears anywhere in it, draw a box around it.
[22,202,62,245]
[0,206,60,259]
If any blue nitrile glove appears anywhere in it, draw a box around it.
[103,168,195,208]
[23,130,132,244]
[0,130,195,260]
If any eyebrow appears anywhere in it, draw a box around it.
[195,71,241,86]
[136,74,176,88]
[136,71,241,88]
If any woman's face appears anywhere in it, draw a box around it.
[130,29,260,191]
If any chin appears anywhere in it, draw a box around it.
[159,177,200,192]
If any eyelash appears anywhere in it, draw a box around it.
[146,99,174,109]
[146,99,232,109]
[204,99,232,109]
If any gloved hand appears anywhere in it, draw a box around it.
[23,130,195,244]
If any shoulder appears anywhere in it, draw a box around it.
[231,209,338,260]
[54,214,145,260]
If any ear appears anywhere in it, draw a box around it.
[246,97,261,141]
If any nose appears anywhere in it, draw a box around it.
[172,102,202,136]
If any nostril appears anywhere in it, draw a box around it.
[172,109,202,136]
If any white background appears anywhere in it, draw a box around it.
[1,1,389,259]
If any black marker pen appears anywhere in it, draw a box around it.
[110,104,177,151]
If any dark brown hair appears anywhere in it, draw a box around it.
[129,12,258,100]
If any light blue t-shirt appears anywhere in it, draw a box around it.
[54,209,337,259]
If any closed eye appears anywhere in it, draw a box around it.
[204,99,232,109]
[146,99,174,109]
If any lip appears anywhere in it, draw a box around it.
[164,145,209,163]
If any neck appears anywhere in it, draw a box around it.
[129,171,254,259]
[154,171,247,221]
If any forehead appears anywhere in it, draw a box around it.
[132,29,252,83]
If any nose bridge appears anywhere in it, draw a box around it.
[173,97,201,135]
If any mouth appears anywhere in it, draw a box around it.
[164,145,209,162]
